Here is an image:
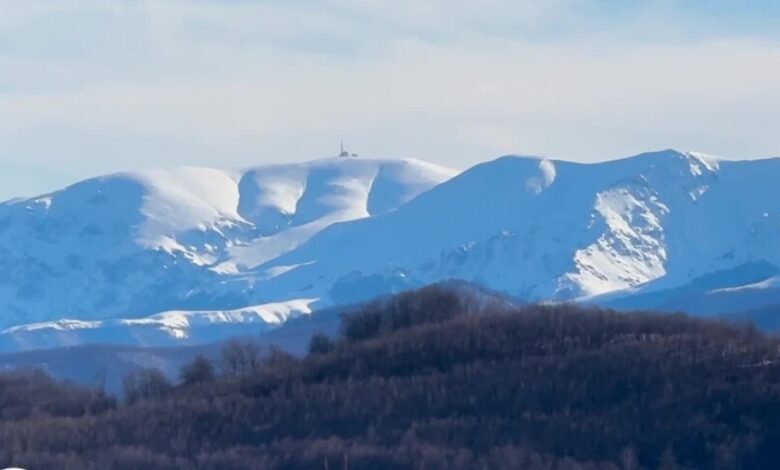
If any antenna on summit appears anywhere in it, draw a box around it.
[339,140,357,158]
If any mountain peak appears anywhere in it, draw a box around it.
[614,148,714,162]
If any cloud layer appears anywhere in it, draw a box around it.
[1,0,779,199]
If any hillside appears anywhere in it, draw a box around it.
[3,286,780,469]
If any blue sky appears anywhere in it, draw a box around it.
[1,0,779,200]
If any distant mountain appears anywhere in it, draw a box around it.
[254,149,780,308]
[0,157,456,329]
[2,149,780,351]
[0,281,518,392]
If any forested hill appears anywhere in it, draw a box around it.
[3,285,780,469]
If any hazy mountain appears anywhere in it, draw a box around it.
[0,281,517,393]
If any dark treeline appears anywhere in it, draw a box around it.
[2,285,780,469]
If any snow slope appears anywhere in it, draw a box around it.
[0,298,318,352]
[594,261,780,315]
[0,157,456,329]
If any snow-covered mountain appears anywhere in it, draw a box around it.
[2,149,780,351]
[0,157,456,329]
[254,150,780,305]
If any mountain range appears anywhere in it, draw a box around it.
[1,149,778,351]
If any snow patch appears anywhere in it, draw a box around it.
[4,319,102,334]
[710,274,780,294]
[562,187,668,296]
[524,159,557,195]
[685,151,720,174]
[120,298,320,338]
[689,185,709,202]
[4,299,319,340]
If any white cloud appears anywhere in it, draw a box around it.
[0,1,779,199]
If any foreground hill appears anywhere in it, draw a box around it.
[2,286,780,469]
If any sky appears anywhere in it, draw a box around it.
[1,0,780,200]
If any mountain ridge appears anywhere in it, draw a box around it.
[256,149,779,296]
[1,149,779,351]
[0,156,456,329]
